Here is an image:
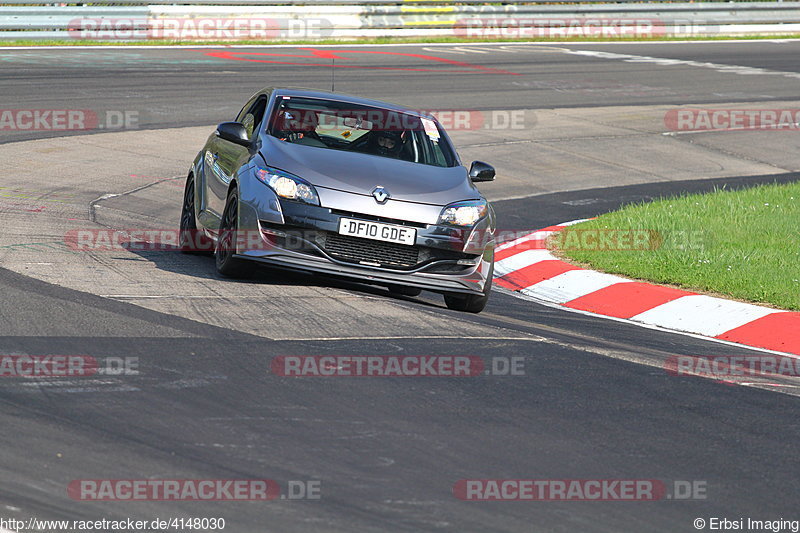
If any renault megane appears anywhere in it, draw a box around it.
[180,87,497,312]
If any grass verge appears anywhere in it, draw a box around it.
[554,181,800,311]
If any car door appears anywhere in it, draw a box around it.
[203,94,268,228]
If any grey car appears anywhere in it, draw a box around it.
[180,87,496,312]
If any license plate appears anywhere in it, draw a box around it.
[338,218,416,246]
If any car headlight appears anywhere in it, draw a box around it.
[438,200,488,227]
[256,167,320,206]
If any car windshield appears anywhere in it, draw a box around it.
[266,96,457,168]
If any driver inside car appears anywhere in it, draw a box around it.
[366,130,403,158]
[275,108,325,146]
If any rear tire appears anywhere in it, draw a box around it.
[388,284,422,297]
[179,173,213,255]
[443,263,493,313]
[215,189,251,278]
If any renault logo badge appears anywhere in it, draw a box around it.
[372,186,390,204]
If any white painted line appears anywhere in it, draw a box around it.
[494,249,555,277]
[520,269,631,304]
[450,46,488,54]
[559,218,592,226]
[629,295,782,337]
[280,335,547,341]
[662,123,800,136]
[569,49,800,80]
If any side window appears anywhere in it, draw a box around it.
[241,96,268,140]
[235,96,257,123]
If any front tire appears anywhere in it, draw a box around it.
[179,173,213,255]
[443,263,493,313]
[215,189,250,278]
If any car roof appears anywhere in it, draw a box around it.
[262,87,435,120]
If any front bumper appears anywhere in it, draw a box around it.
[235,186,494,295]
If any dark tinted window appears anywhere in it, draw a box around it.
[266,96,456,168]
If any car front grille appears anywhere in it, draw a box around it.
[260,221,478,271]
[321,232,420,268]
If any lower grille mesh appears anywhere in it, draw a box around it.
[322,233,420,268]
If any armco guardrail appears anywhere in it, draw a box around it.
[1,2,800,40]
[0,0,795,4]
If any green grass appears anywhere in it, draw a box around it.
[3,33,800,47]
[555,182,800,311]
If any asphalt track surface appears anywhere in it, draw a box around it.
[1,42,800,532]
[3,40,800,143]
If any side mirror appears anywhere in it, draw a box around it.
[469,161,495,182]
[216,122,251,147]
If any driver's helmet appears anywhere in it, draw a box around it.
[277,108,318,135]
[371,130,403,157]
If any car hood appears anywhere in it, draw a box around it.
[261,136,479,206]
